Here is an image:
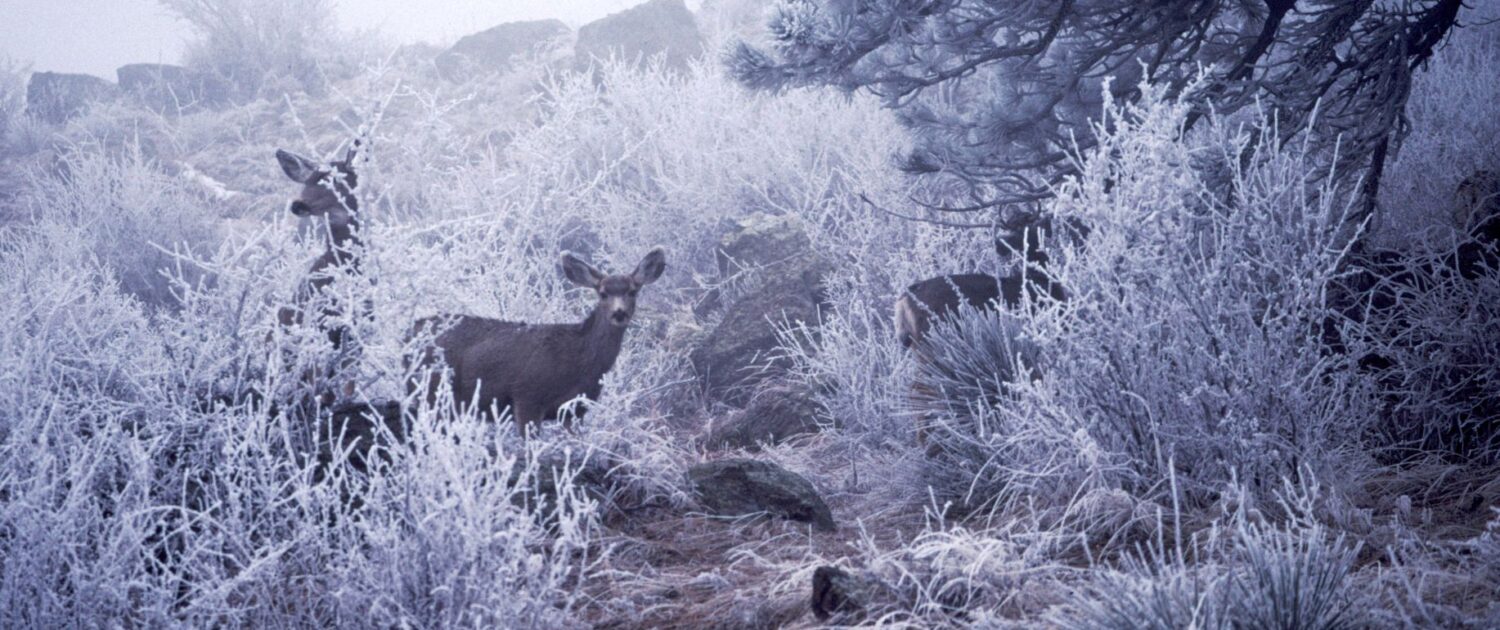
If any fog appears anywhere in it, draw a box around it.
[0,0,692,78]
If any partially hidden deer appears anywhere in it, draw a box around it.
[408,248,667,430]
[274,143,369,405]
[894,222,1066,351]
[895,221,1067,445]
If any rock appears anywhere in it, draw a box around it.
[811,566,873,623]
[702,384,825,451]
[714,212,822,276]
[691,213,832,404]
[517,448,616,513]
[116,63,231,114]
[436,19,572,81]
[687,458,835,531]
[575,0,705,72]
[26,71,118,124]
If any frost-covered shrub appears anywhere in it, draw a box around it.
[160,0,367,101]
[1378,2,1500,242]
[910,306,1039,438]
[1060,546,1232,630]
[0,233,182,625]
[319,408,598,628]
[19,141,220,311]
[0,57,27,146]
[915,80,1380,514]
[1059,510,1362,630]
[1343,246,1500,461]
[1230,519,1361,629]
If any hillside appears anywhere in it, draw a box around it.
[2,1,1499,627]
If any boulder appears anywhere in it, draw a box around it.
[26,71,118,124]
[516,447,617,514]
[436,19,572,81]
[687,458,835,531]
[691,213,832,403]
[702,384,825,451]
[116,63,231,114]
[575,0,705,72]
[811,566,874,623]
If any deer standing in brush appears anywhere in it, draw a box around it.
[894,222,1066,351]
[274,143,370,404]
[408,248,667,429]
[895,222,1066,445]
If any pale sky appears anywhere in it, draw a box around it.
[0,0,704,78]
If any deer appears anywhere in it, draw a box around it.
[895,220,1069,446]
[273,142,371,407]
[1455,169,1500,244]
[1315,172,1500,456]
[407,247,667,430]
[894,221,1067,351]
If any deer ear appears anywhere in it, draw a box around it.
[633,247,666,286]
[334,140,361,184]
[276,149,320,184]
[561,253,604,288]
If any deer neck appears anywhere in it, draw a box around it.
[322,216,363,269]
[579,305,629,377]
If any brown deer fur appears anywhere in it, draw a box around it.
[895,223,1066,351]
[409,248,666,429]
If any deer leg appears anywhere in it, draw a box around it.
[510,400,544,437]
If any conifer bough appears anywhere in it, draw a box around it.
[731,0,1465,225]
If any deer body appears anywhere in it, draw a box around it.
[410,248,666,428]
[895,273,1063,349]
[895,223,1068,350]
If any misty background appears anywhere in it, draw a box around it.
[1,0,698,77]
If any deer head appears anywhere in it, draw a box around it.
[561,247,667,327]
[275,142,361,238]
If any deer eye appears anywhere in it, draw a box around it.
[628,289,638,297]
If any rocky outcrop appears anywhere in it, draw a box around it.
[117,63,231,114]
[690,213,832,404]
[575,0,705,71]
[687,458,835,531]
[436,19,572,81]
[702,384,825,451]
[26,71,118,124]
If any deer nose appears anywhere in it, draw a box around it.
[611,310,630,324]
[289,200,311,216]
